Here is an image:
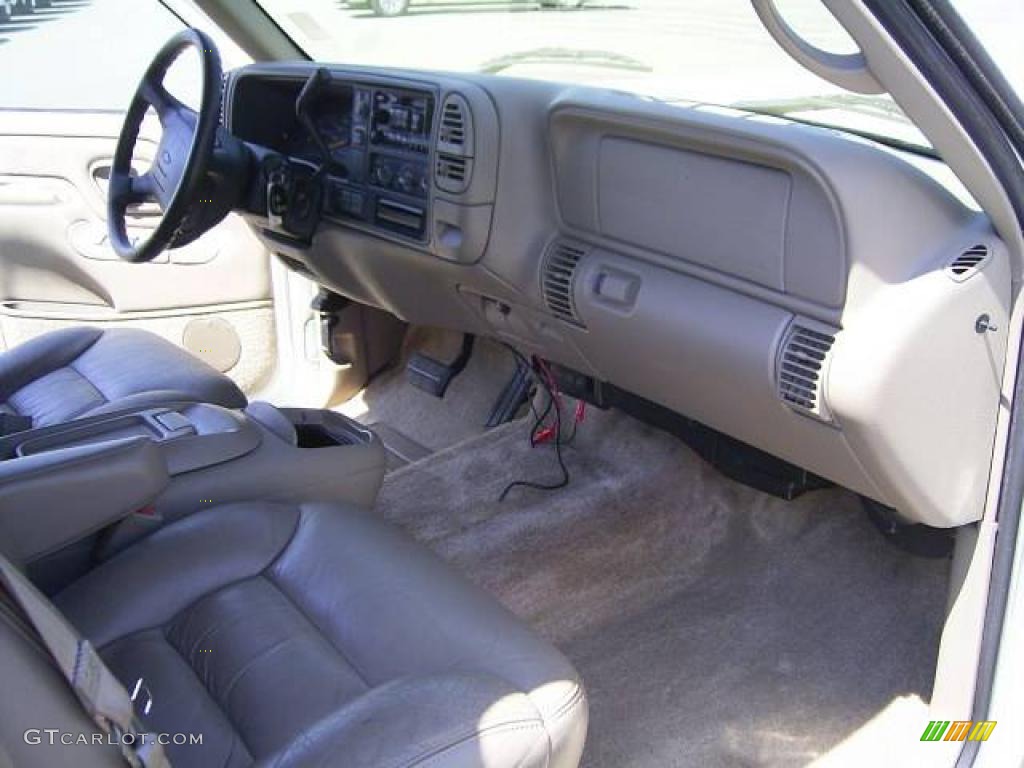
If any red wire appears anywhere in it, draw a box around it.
[530,356,562,444]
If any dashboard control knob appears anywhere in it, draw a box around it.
[374,163,394,187]
[397,165,415,193]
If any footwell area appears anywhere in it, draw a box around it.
[338,328,519,467]
[376,407,950,767]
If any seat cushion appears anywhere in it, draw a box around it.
[0,327,246,428]
[54,502,587,768]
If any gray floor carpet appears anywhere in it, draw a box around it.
[376,406,950,767]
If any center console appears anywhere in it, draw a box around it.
[4,403,259,474]
[0,401,387,592]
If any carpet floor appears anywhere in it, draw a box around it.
[375,405,951,767]
[339,328,519,460]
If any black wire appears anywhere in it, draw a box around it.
[502,345,549,445]
[505,345,579,446]
[499,344,571,501]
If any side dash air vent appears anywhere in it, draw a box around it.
[776,320,837,422]
[542,240,587,326]
[435,93,475,194]
[946,244,990,282]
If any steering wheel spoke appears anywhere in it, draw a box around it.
[140,77,187,124]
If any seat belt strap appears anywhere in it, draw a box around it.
[0,557,170,768]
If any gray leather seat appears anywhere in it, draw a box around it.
[2,501,588,767]
[0,327,246,429]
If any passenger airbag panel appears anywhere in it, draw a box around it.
[598,137,789,291]
[550,108,848,308]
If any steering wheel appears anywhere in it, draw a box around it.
[107,29,223,263]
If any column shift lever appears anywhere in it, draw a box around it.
[296,67,338,176]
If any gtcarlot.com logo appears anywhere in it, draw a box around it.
[24,729,203,747]
[920,721,997,742]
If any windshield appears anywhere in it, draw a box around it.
[256,0,934,150]
[254,0,1020,157]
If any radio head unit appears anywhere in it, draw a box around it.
[371,90,433,154]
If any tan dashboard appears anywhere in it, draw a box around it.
[230,63,1010,528]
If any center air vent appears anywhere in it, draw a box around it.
[438,94,472,152]
[435,93,475,194]
[776,320,837,423]
[542,240,587,326]
[436,155,468,190]
[946,244,990,282]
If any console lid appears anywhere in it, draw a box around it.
[0,438,168,567]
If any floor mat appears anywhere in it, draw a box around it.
[376,407,950,767]
[338,328,520,460]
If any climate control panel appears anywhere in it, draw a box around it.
[369,154,429,199]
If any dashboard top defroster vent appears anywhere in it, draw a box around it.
[776,319,838,423]
[946,244,990,282]
[542,240,587,327]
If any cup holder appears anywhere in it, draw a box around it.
[277,408,375,449]
[295,423,356,448]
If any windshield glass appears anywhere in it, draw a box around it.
[254,0,1022,157]
[257,0,937,151]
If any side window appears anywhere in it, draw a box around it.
[0,0,187,111]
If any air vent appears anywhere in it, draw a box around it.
[542,240,587,326]
[435,154,470,193]
[436,93,474,156]
[434,93,475,193]
[776,320,837,422]
[440,97,467,147]
[946,244,990,282]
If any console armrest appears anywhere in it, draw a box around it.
[0,438,169,566]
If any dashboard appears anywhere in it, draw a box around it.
[225,62,1012,530]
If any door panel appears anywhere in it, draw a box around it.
[0,110,277,396]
